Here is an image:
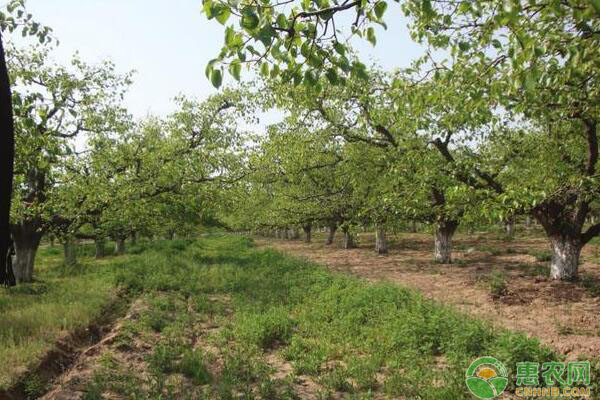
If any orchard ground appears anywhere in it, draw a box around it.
[258,227,600,361]
[0,233,597,399]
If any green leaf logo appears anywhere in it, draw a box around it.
[465,357,508,399]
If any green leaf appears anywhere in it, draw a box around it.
[211,69,223,88]
[229,62,241,81]
[592,0,600,14]
[215,8,231,25]
[241,13,259,30]
[325,68,339,85]
[366,27,376,46]
[333,42,346,56]
[374,1,387,19]
[276,13,288,28]
[260,62,269,77]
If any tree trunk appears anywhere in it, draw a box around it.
[375,225,388,255]
[63,237,77,266]
[409,220,417,233]
[95,239,106,259]
[326,224,337,245]
[434,221,458,264]
[292,228,300,240]
[0,32,15,286]
[505,217,515,237]
[12,222,43,283]
[283,228,289,240]
[549,236,581,280]
[303,224,312,243]
[525,216,531,228]
[115,237,126,255]
[342,227,355,249]
[131,232,137,245]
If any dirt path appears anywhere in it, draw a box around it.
[256,232,600,360]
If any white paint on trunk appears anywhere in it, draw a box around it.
[375,225,387,254]
[343,228,355,249]
[434,222,457,264]
[549,237,581,280]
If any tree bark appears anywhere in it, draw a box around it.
[292,228,300,240]
[342,227,355,249]
[63,237,77,266]
[326,223,337,245]
[375,225,388,254]
[115,237,126,255]
[0,31,15,285]
[283,228,289,240]
[303,224,312,243]
[409,220,417,233]
[434,221,458,264]
[131,231,137,245]
[549,236,581,280]
[12,222,43,283]
[505,217,515,237]
[95,239,106,259]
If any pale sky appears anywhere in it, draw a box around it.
[11,0,425,118]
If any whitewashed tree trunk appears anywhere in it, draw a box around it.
[342,227,355,249]
[12,222,43,283]
[63,237,77,265]
[375,225,387,254]
[549,237,581,280]
[409,220,417,233]
[434,221,458,264]
[505,217,515,237]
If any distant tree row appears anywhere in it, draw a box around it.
[209,0,600,281]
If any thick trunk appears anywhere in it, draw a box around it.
[549,236,581,280]
[12,223,43,283]
[342,227,356,249]
[95,239,106,259]
[115,238,126,255]
[0,32,15,286]
[63,237,77,266]
[303,224,312,243]
[375,225,388,255]
[525,216,532,228]
[434,221,458,264]
[326,224,337,245]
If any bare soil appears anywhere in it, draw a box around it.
[256,230,600,360]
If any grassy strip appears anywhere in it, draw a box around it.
[107,235,571,399]
[0,246,125,390]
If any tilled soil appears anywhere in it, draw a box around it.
[256,232,600,360]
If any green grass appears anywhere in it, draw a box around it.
[109,235,561,399]
[3,235,589,399]
[0,246,121,390]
